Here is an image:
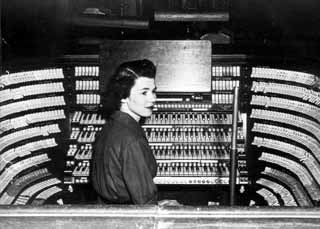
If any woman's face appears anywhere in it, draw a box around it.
[121,77,156,121]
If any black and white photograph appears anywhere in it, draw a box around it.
[1,1,320,228]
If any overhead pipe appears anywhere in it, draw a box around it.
[72,16,149,29]
[154,11,229,22]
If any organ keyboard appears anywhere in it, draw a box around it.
[141,93,247,189]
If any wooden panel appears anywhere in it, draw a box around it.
[100,40,212,93]
[1,205,320,229]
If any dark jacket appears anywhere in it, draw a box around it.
[91,111,158,204]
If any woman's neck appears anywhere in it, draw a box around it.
[120,105,140,122]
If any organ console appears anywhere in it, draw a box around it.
[0,41,320,207]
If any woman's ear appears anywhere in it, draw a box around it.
[121,98,127,104]
[120,98,128,111]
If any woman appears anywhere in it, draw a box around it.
[91,59,158,204]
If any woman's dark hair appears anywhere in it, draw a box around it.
[101,59,156,118]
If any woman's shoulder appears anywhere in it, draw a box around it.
[108,119,143,141]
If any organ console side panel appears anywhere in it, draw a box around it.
[63,63,102,203]
[248,67,320,206]
[0,69,70,205]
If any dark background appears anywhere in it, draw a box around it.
[1,0,320,66]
